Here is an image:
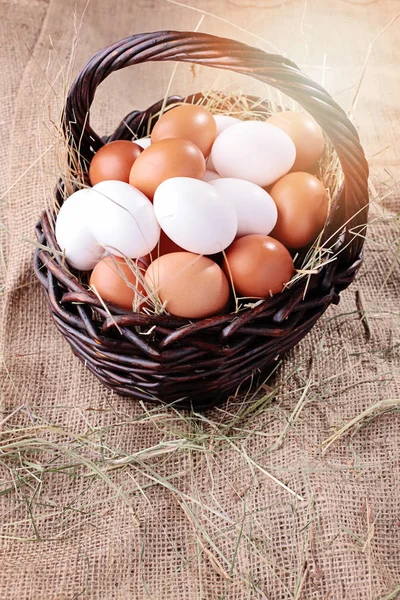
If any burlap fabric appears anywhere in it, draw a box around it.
[1,1,399,598]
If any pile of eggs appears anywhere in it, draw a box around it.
[56,103,329,319]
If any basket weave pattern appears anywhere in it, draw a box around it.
[33,31,369,407]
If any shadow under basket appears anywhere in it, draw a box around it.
[33,31,369,409]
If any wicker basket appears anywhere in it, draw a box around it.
[33,31,369,409]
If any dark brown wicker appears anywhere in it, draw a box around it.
[33,31,369,409]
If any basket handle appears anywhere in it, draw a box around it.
[63,30,369,263]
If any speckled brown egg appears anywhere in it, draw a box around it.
[129,138,206,200]
[151,104,217,157]
[145,252,230,318]
[89,140,142,185]
[270,172,329,248]
[89,255,147,311]
[267,111,325,171]
[223,234,294,298]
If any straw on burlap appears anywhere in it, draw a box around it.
[0,1,399,599]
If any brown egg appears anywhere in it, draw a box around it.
[151,104,217,157]
[90,255,147,311]
[223,235,294,298]
[267,111,325,171]
[270,172,329,248]
[129,138,206,200]
[89,140,142,185]
[151,229,185,259]
[145,252,230,319]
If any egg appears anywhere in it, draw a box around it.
[90,255,147,311]
[267,111,325,171]
[270,172,329,248]
[55,189,104,271]
[134,137,151,150]
[213,114,241,136]
[151,104,216,157]
[207,115,240,172]
[129,138,205,200]
[89,180,160,258]
[154,230,185,257]
[145,252,230,318]
[223,234,294,298]
[203,170,221,182]
[211,121,296,186]
[153,177,237,255]
[89,140,142,185]
[209,178,277,237]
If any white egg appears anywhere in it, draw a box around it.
[203,170,221,182]
[214,114,241,136]
[90,180,160,258]
[211,121,296,186]
[207,115,240,172]
[153,178,237,255]
[55,189,104,271]
[210,178,278,237]
[134,137,151,149]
